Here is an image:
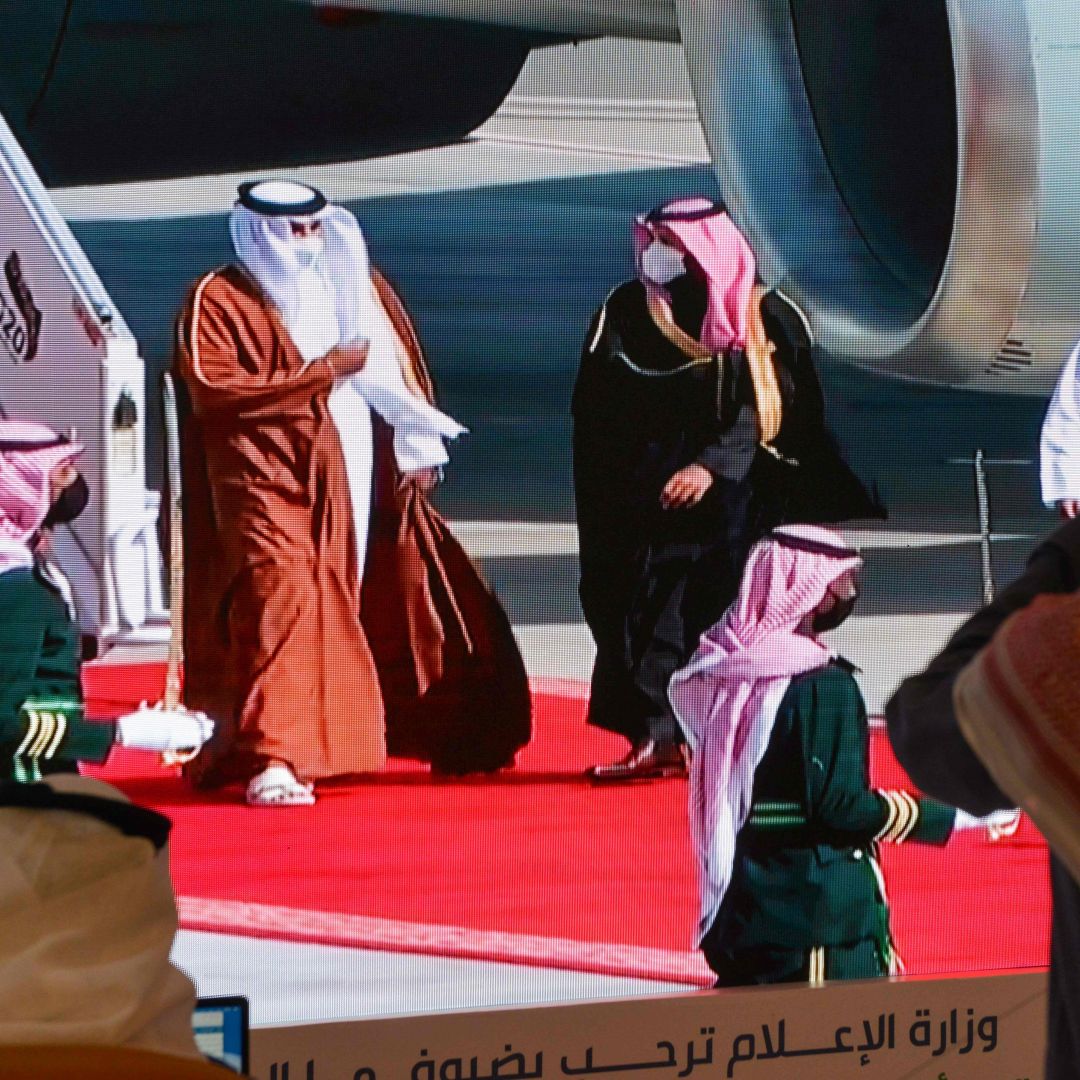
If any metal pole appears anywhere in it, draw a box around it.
[947,455,1034,607]
[161,371,184,714]
[974,449,995,604]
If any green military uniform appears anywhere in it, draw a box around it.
[0,567,115,781]
[702,659,956,986]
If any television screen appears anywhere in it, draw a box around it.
[0,2,1055,1036]
[193,997,249,1075]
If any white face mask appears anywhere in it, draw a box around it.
[640,240,686,285]
[292,233,325,270]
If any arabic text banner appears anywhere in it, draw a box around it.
[250,969,1047,1080]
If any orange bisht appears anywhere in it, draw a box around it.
[168,265,529,789]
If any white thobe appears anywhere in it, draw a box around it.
[1041,340,1080,507]
[289,267,375,576]
[287,266,465,577]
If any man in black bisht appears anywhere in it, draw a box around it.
[572,198,884,781]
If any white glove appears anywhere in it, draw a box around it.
[115,704,214,754]
[954,808,1023,836]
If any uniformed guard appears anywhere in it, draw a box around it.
[0,420,212,780]
[670,524,1016,985]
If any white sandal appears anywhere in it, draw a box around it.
[987,809,1023,842]
[246,764,316,807]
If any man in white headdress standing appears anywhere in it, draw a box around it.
[172,180,530,806]
[1041,339,1080,518]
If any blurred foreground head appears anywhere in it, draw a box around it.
[955,592,1080,885]
[0,775,200,1059]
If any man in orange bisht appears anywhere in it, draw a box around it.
[172,180,530,807]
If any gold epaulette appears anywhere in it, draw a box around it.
[13,700,82,783]
[873,789,920,844]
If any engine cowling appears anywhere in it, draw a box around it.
[677,0,1075,395]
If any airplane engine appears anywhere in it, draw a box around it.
[675,0,1078,395]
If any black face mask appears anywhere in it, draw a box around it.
[42,473,89,528]
[812,591,859,634]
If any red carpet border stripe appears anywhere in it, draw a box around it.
[177,897,715,987]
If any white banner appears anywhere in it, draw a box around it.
[251,970,1047,1080]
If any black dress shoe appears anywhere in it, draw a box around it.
[587,739,687,782]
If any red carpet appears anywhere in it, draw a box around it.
[82,661,1051,984]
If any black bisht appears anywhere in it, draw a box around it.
[749,292,887,532]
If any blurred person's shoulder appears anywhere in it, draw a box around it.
[1040,516,1080,572]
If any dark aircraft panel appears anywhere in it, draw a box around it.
[0,1,537,186]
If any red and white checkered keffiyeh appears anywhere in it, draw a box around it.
[955,591,1080,885]
[670,524,862,943]
[0,421,83,575]
[633,197,757,354]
